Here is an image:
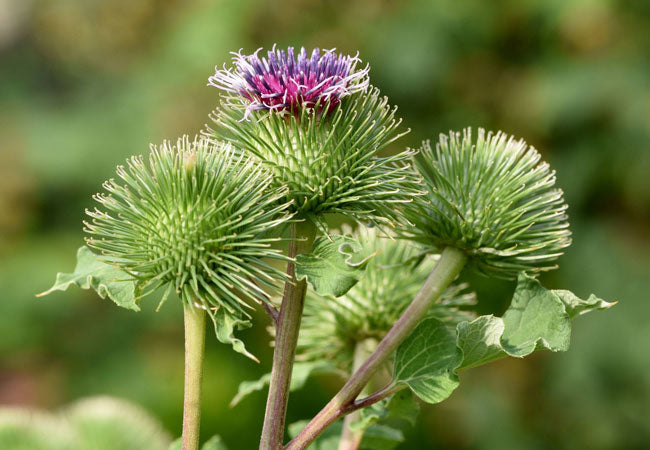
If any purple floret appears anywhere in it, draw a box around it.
[209,45,369,118]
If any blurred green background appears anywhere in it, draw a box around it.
[1,0,649,448]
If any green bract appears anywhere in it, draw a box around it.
[84,136,292,320]
[205,88,421,230]
[406,128,571,278]
[296,227,476,372]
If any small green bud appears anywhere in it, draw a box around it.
[295,227,476,373]
[84,136,293,319]
[406,128,571,278]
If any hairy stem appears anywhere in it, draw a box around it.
[285,247,467,450]
[182,303,206,450]
[260,221,317,450]
[338,339,378,450]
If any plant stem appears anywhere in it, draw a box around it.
[260,220,317,450]
[182,303,206,450]
[285,246,467,450]
[338,339,378,450]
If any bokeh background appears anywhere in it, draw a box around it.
[1,0,649,448]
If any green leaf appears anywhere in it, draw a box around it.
[455,315,505,369]
[393,318,462,404]
[230,361,339,407]
[394,272,614,404]
[500,273,571,356]
[37,246,139,311]
[296,235,375,297]
[229,373,271,408]
[212,307,256,361]
[384,390,420,427]
[352,390,419,432]
[360,424,404,450]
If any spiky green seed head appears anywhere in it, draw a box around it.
[84,136,293,320]
[205,87,422,231]
[406,128,572,278]
[295,226,476,373]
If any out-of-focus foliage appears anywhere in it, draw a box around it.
[0,0,648,449]
[0,396,171,450]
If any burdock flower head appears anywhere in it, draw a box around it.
[83,137,293,355]
[205,46,420,231]
[295,227,476,373]
[208,46,369,118]
[406,128,572,278]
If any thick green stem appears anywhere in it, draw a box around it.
[338,339,377,450]
[182,303,206,450]
[260,221,317,450]
[285,247,467,450]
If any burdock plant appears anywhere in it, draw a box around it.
[39,45,615,450]
[286,128,612,450]
[206,46,421,449]
[41,136,293,450]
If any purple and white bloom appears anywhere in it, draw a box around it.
[208,46,370,118]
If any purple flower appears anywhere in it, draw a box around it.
[208,46,369,118]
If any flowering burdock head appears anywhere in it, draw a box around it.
[405,128,572,278]
[208,46,369,118]
[295,227,476,373]
[205,46,421,231]
[84,136,292,324]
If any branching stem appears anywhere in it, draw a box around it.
[260,221,317,450]
[182,303,206,450]
[285,246,467,450]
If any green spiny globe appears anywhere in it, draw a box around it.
[205,86,422,231]
[406,128,571,278]
[84,136,292,319]
[295,226,476,373]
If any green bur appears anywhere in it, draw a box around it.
[41,136,293,357]
[407,128,572,277]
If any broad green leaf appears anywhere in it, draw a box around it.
[37,246,139,311]
[296,235,375,297]
[230,361,339,407]
[393,318,462,404]
[212,307,256,361]
[394,272,614,404]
